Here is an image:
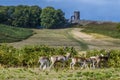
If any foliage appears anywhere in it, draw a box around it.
[0,5,66,28]
[0,44,120,68]
[86,49,120,68]
[116,23,120,32]
[40,7,66,29]
[0,5,42,28]
[0,44,77,67]
[0,24,33,43]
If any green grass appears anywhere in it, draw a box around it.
[0,24,33,43]
[0,68,119,80]
[82,22,120,39]
[9,28,88,50]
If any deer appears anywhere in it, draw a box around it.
[89,51,111,68]
[89,55,102,69]
[70,54,104,70]
[38,56,50,70]
[49,52,71,69]
[98,51,111,68]
[70,56,94,70]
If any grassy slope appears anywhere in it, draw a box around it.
[0,68,119,80]
[9,28,88,50]
[0,24,33,43]
[82,22,120,38]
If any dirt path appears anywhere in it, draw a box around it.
[71,28,120,50]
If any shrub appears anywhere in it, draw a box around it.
[86,49,120,68]
[0,44,77,67]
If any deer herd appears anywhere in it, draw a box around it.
[38,51,111,71]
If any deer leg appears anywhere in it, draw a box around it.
[49,62,55,69]
[62,62,65,68]
[46,61,50,69]
[85,62,89,69]
[92,61,95,69]
[81,61,85,69]
[70,62,73,69]
[70,62,75,70]
[40,63,44,70]
[43,64,47,70]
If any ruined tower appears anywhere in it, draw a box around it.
[74,11,80,21]
[71,11,80,23]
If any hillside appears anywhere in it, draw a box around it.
[0,24,33,43]
[8,22,120,50]
[8,28,88,50]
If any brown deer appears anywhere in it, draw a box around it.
[89,51,111,68]
[70,56,94,70]
[38,56,50,70]
[49,52,71,69]
[89,55,102,69]
[98,51,111,67]
[70,54,104,70]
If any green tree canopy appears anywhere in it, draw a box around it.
[40,7,66,29]
[0,5,42,28]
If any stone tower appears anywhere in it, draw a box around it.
[71,11,80,23]
[74,11,80,21]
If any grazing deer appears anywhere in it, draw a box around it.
[49,52,71,69]
[38,56,50,70]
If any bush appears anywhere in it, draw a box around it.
[0,44,77,67]
[0,44,120,68]
[86,49,120,68]
[116,23,120,32]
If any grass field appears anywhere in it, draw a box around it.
[3,22,120,50]
[8,28,88,50]
[0,24,33,43]
[1,23,120,80]
[82,22,120,39]
[0,68,120,80]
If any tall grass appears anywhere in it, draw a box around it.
[0,24,33,43]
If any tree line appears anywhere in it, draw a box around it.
[0,5,66,28]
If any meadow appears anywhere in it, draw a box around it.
[82,22,120,39]
[0,22,120,80]
[0,68,120,80]
[0,24,33,43]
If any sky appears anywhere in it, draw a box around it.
[0,0,120,22]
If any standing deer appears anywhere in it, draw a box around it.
[89,55,102,69]
[70,57,94,70]
[38,56,50,70]
[89,51,111,68]
[70,54,104,70]
[99,51,111,67]
[49,52,71,69]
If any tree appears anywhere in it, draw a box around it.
[29,6,41,28]
[0,6,9,23]
[0,5,42,28]
[40,7,66,29]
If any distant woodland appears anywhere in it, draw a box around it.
[0,5,66,28]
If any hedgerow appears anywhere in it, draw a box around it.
[0,44,120,68]
[0,44,77,67]
[86,49,120,68]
